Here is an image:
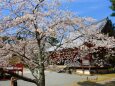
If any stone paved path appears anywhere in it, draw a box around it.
[0,70,97,86]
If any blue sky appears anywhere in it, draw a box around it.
[60,0,115,23]
[1,0,115,23]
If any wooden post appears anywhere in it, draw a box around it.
[11,77,17,86]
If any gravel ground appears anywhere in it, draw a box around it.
[0,69,97,86]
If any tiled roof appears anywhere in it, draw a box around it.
[47,18,112,51]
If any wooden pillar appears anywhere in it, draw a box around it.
[11,77,17,86]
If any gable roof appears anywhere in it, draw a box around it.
[47,18,115,51]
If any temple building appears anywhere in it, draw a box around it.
[48,18,115,75]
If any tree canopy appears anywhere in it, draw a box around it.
[0,0,94,86]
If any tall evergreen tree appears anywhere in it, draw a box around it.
[102,18,115,37]
[110,0,115,16]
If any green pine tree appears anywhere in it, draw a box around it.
[110,0,115,16]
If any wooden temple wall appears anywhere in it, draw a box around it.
[48,47,92,66]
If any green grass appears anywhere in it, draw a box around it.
[76,73,115,86]
[68,73,115,86]
[93,73,115,82]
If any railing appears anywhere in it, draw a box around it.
[0,63,23,80]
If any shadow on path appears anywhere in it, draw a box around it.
[77,81,115,86]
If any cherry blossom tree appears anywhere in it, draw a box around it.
[48,19,115,68]
[76,20,115,67]
[0,0,95,86]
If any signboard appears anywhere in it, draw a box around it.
[82,60,90,65]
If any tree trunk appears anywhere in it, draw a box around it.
[35,29,45,86]
[39,62,45,86]
[38,45,45,86]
